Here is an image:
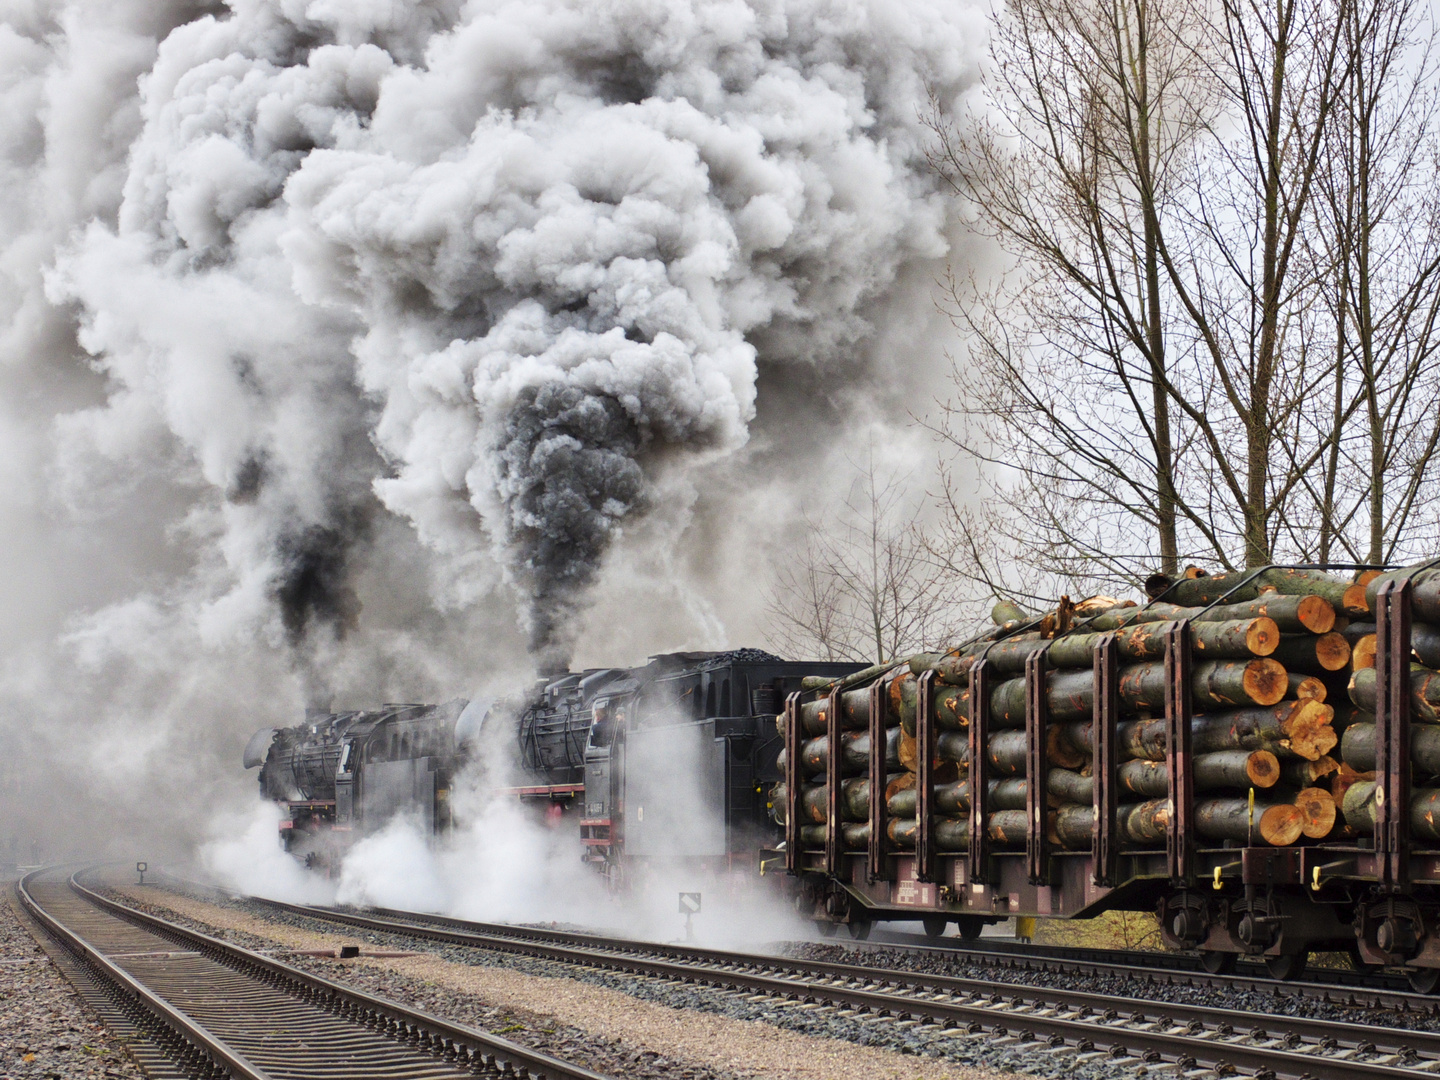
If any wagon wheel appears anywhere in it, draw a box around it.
[1406,968,1440,994]
[1263,951,1308,981]
[817,921,838,938]
[922,915,949,939]
[954,918,985,940]
[1199,951,1237,975]
[847,919,872,940]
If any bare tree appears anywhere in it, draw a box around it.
[765,455,967,664]
[1290,0,1440,564]
[926,0,1440,589]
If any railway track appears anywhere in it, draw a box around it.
[16,866,613,1080]
[857,929,1433,1011]
[218,892,1440,1080]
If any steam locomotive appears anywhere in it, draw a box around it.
[245,650,859,876]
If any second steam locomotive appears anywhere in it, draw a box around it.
[246,649,858,880]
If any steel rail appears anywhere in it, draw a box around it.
[38,867,615,1080]
[19,868,270,1080]
[282,895,1434,1011]
[860,930,1428,1001]
[244,896,1437,1080]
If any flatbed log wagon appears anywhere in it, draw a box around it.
[770,563,1440,988]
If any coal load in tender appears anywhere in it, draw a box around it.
[770,565,1426,854]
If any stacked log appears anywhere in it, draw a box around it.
[1326,566,1440,840]
[777,565,1418,855]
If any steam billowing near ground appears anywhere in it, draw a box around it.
[0,0,981,856]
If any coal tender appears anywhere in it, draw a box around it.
[771,563,1440,988]
[246,650,858,876]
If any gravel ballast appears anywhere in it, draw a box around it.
[1,886,145,1080]
[112,884,1026,1080]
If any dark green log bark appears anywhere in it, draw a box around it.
[1196,798,1304,845]
[1192,700,1336,760]
[1048,767,1093,804]
[790,776,883,823]
[892,675,971,734]
[1120,799,1171,844]
[1105,700,1335,762]
[1121,658,1290,711]
[1050,805,1096,849]
[1147,568,1352,614]
[1115,750,1280,798]
[800,822,872,850]
[993,599,1031,625]
[1058,702,1332,762]
[1364,567,1440,623]
[989,668,1095,724]
[1412,623,1440,669]
[1268,632,1350,673]
[888,778,990,816]
[885,816,972,852]
[1255,568,1359,609]
[799,728,901,777]
[889,769,1092,816]
[1050,800,1170,848]
[1119,618,1281,662]
[1341,781,1440,841]
[1116,717,1167,761]
[987,657,1287,727]
[986,809,1029,845]
[984,728,1086,774]
[1192,595,1336,634]
[1339,721,1440,775]
[799,694,868,736]
[1342,620,1377,645]
[1348,665,1440,722]
[985,729,1028,774]
[801,661,901,695]
[1145,570,1263,605]
[975,618,1278,677]
[937,730,970,765]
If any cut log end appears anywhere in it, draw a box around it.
[1342,582,1371,617]
[1260,803,1305,846]
[1351,634,1377,672]
[1296,594,1337,634]
[1314,632,1351,671]
[1289,674,1326,703]
[1246,750,1280,788]
[1294,787,1337,839]
[1280,700,1339,761]
[1243,658,1290,706]
[1246,616,1281,656]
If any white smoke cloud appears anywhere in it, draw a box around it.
[0,0,982,853]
